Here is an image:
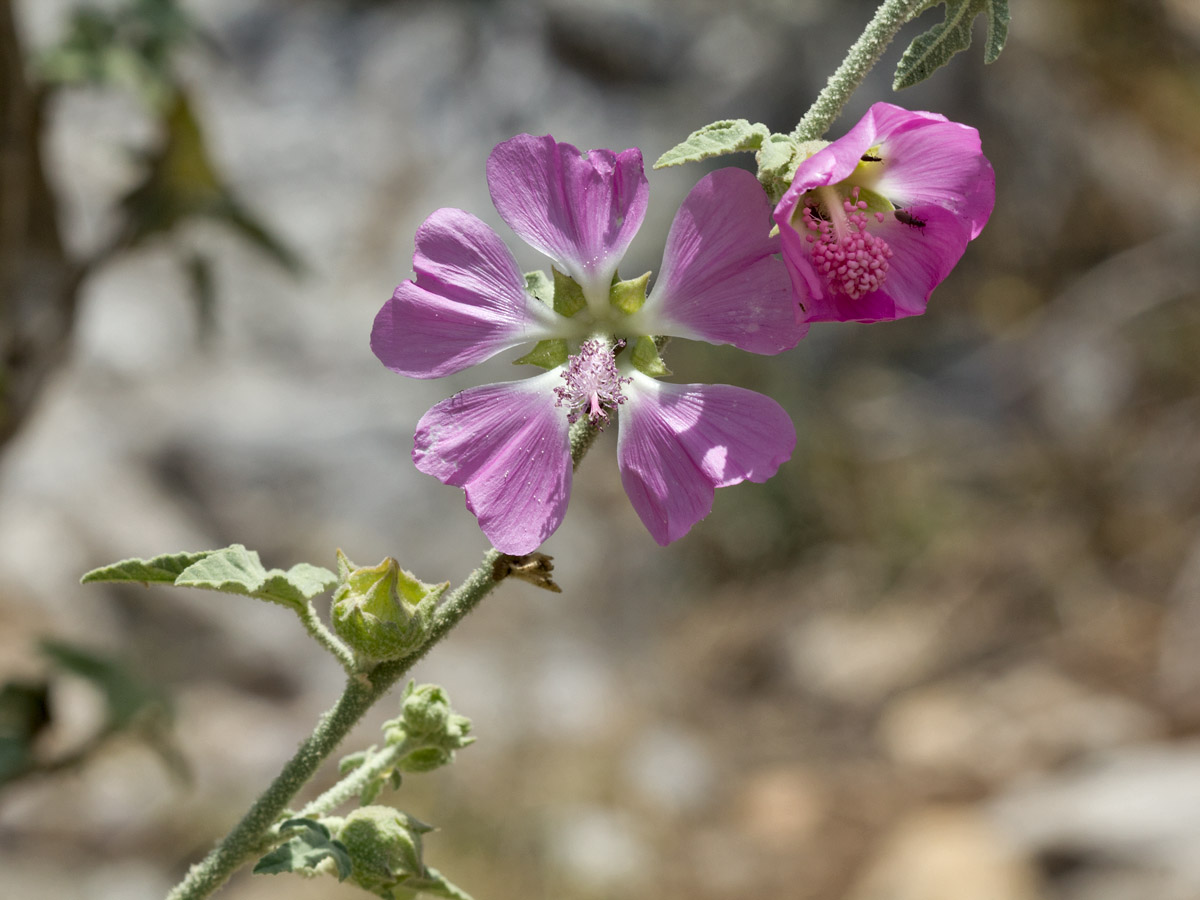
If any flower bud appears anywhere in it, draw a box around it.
[337,806,432,895]
[383,682,474,773]
[331,551,446,665]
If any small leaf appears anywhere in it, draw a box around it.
[254,818,352,881]
[893,0,1010,90]
[654,120,770,169]
[81,550,215,586]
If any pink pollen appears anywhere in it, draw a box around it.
[554,340,630,426]
[804,195,894,300]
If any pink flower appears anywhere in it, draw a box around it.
[774,102,994,324]
[372,134,804,553]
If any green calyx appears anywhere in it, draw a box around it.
[630,335,670,377]
[552,268,587,318]
[337,807,473,900]
[331,552,446,666]
[512,338,568,370]
[609,271,650,316]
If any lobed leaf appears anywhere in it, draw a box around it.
[654,119,771,169]
[893,0,1010,90]
[82,544,338,612]
[254,818,352,881]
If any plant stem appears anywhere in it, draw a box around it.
[790,0,927,142]
[164,547,503,900]
[298,742,407,819]
[294,602,356,675]
[166,411,599,899]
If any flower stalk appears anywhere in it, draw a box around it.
[790,0,927,142]
[164,546,502,900]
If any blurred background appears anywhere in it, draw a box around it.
[3,0,1200,898]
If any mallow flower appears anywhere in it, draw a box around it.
[372,134,806,553]
[773,102,994,324]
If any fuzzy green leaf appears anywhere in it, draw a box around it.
[654,120,771,169]
[254,818,352,881]
[81,550,215,585]
[174,546,337,611]
[894,0,1010,89]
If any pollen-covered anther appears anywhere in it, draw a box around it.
[554,339,631,425]
[803,192,893,300]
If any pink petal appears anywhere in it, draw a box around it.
[371,208,559,379]
[486,134,648,304]
[640,168,809,354]
[874,116,995,238]
[413,371,571,554]
[774,102,993,248]
[617,372,795,545]
[793,204,974,323]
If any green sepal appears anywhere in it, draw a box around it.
[756,134,797,180]
[254,818,352,881]
[512,339,568,370]
[610,271,650,316]
[552,268,586,317]
[654,119,771,169]
[630,336,670,377]
[893,0,1010,90]
[406,867,476,900]
[523,270,554,307]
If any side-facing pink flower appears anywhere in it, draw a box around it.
[372,134,805,553]
[773,102,994,324]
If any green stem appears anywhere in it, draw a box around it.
[790,0,927,142]
[166,410,599,900]
[298,741,407,819]
[294,602,356,675]
[164,548,503,900]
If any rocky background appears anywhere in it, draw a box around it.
[3,0,1200,898]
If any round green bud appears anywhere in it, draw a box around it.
[337,806,431,894]
[331,552,445,665]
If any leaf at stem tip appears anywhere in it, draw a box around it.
[654,119,771,169]
[893,0,1010,90]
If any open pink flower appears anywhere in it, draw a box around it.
[372,134,803,553]
[774,102,994,324]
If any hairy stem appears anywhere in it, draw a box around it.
[294,602,356,675]
[298,741,407,819]
[164,548,502,900]
[166,412,599,899]
[790,0,927,142]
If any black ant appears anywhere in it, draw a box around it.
[894,209,927,229]
[861,153,882,162]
